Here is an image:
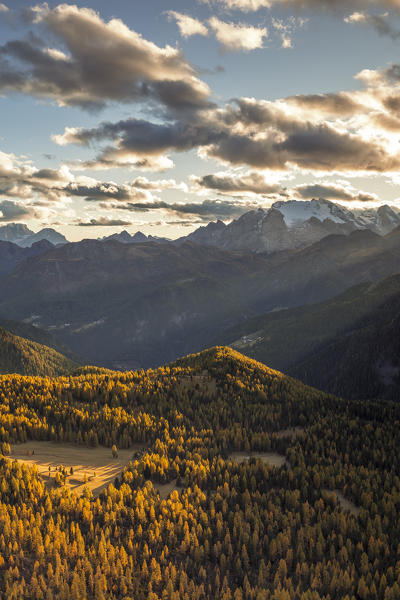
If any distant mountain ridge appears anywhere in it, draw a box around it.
[0,223,68,247]
[101,230,170,244]
[1,226,400,368]
[3,200,400,254]
[178,199,400,253]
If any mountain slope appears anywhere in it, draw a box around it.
[224,273,400,367]
[0,239,54,278]
[2,228,400,368]
[0,326,77,376]
[291,289,400,400]
[0,317,76,359]
[222,273,400,399]
[0,240,273,367]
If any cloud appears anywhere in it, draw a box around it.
[0,4,210,111]
[52,62,400,175]
[0,150,74,203]
[0,200,37,222]
[200,0,270,11]
[52,117,219,171]
[345,11,400,39]
[293,182,379,202]
[202,98,400,172]
[286,92,362,116]
[130,177,188,192]
[65,177,187,201]
[0,3,8,12]
[0,150,183,212]
[106,197,265,221]
[272,17,307,48]
[65,182,150,202]
[208,17,268,51]
[192,171,285,195]
[77,217,132,227]
[201,0,400,12]
[166,11,209,38]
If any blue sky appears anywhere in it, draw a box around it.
[1,0,400,240]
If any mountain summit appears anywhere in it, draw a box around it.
[179,199,400,253]
[0,224,68,247]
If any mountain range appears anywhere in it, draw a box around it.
[0,223,68,247]
[178,199,400,253]
[1,198,400,399]
[101,230,170,244]
[3,199,399,254]
[1,222,400,373]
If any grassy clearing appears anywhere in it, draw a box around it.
[274,427,305,439]
[9,441,144,496]
[322,489,360,516]
[229,452,287,468]
[152,479,180,499]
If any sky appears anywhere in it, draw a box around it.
[1,1,400,241]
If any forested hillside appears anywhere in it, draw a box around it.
[224,274,400,399]
[0,347,399,598]
[0,317,76,358]
[0,326,77,377]
[291,289,400,400]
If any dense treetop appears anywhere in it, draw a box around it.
[0,346,398,599]
[0,326,76,377]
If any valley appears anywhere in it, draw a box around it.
[2,212,400,376]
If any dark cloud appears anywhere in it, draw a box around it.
[54,93,400,173]
[110,198,263,220]
[0,154,71,202]
[205,122,400,172]
[193,171,284,195]
[0,199,37,221]
[385,64,400,81]
[345,11,400,39]
[65,182,148,202]
[294,182,378,202]
[286,92,362,115]
[0,4,210,112]
[77,217,132,227]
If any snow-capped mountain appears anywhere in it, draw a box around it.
[353,205,400,235]
[271,199,358,227]
[0,224,68,247]
[179,199,400,254]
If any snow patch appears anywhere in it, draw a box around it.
[272,199,350,227]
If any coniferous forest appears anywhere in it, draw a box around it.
[0,347,399,599]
